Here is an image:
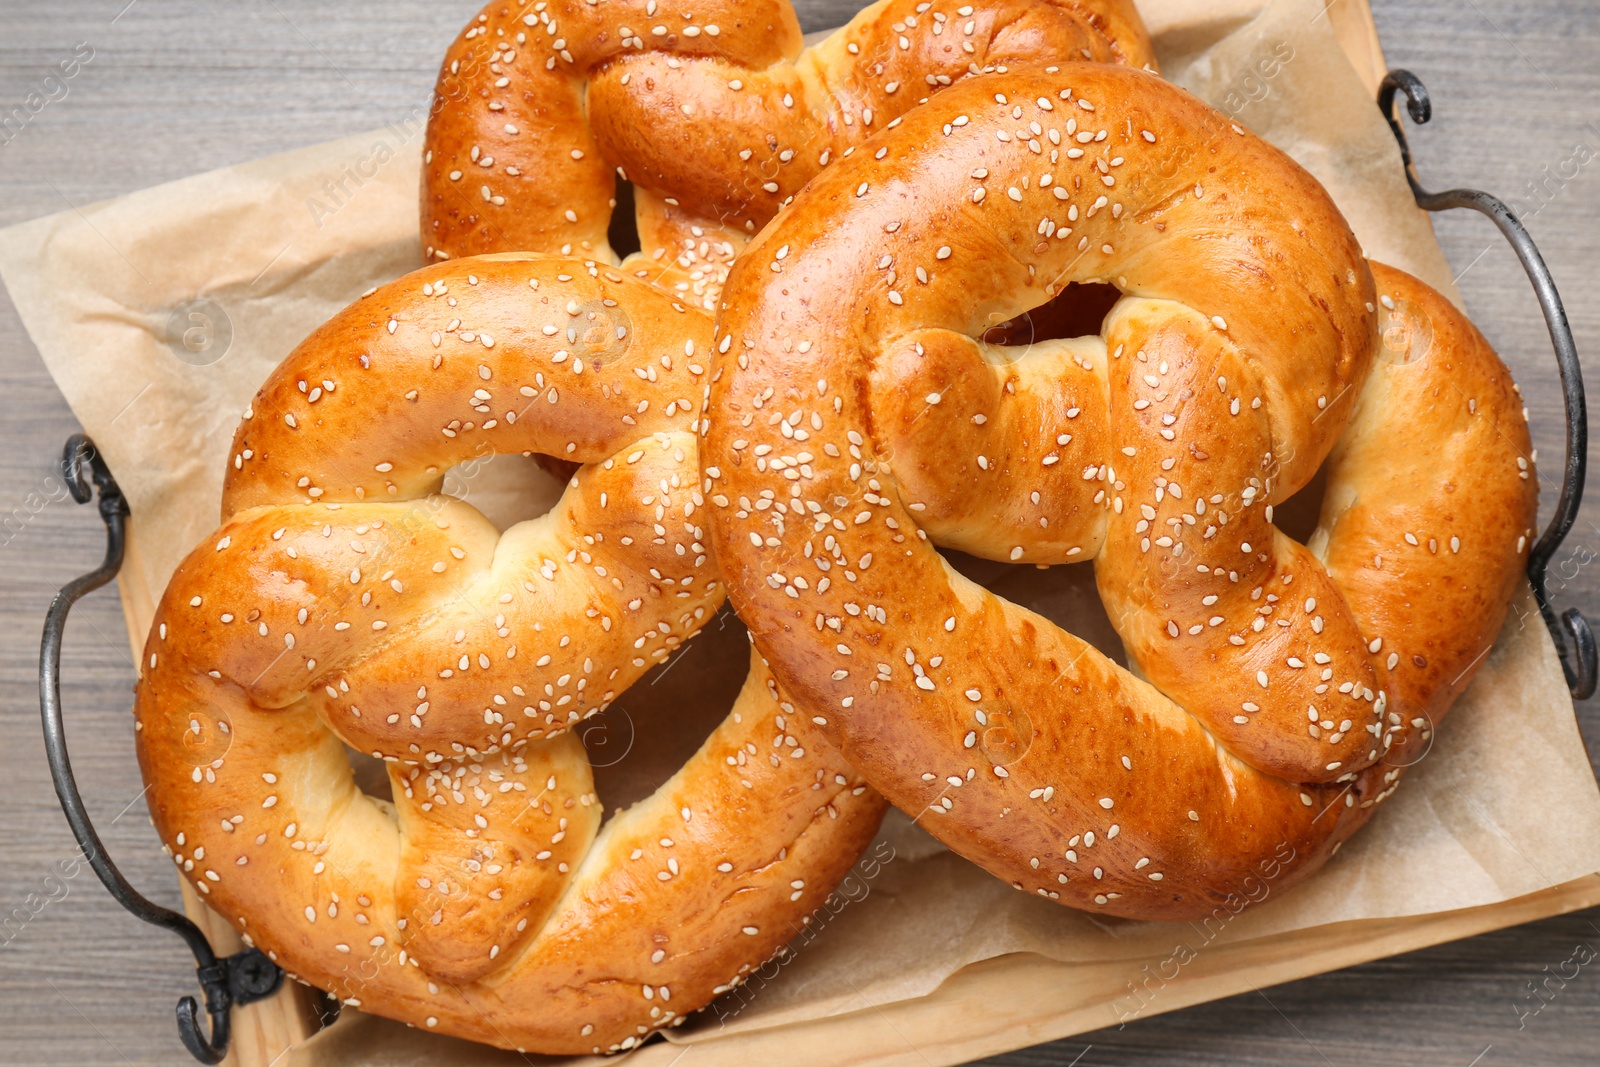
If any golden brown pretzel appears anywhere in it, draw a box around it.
[703,65,1537,919]
[422,0,1153,308]
[134,254,886,1051]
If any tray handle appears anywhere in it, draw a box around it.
[1380,69,1595,700]
[38,433,284,1064]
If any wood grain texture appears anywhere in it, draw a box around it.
[0,1,1595,1065]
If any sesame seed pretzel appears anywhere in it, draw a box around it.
[704,66,1537,920]
[134,254,885,1052]
[422,0,1153,309]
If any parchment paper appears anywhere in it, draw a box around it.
[3,0,1598,1061]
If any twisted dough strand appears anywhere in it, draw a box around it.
[423,0,1152,307]
[704,66,1536,919]
[136,256,886,1052]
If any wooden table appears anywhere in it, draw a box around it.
[1,1,1596,1064]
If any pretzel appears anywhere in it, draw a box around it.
[134,254,886,1052]
[703,66,1537,920]
[422,0,1154,309]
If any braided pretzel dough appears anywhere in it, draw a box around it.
[134,255,885,1051]
[422,0,1152,308]
[705,66,1536,920]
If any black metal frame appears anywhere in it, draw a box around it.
[38,436,282,1064]
[33,70,1597,1063]
[1381,70,1596,701]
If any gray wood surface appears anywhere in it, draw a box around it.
[1,1,1597,1064]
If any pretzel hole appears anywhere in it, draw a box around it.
[607,174,642,259]
[440,453,566,532]
[1273,461,1330,546]
[584,605,749,823]
[344,745,394,804]
[532,453,582,485]
[981,282,1121,347]
[943,549,1129,669]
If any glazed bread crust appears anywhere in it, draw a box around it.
[422,0,1153,308]
[703,66,1536,920]
[135,255,886,1053]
